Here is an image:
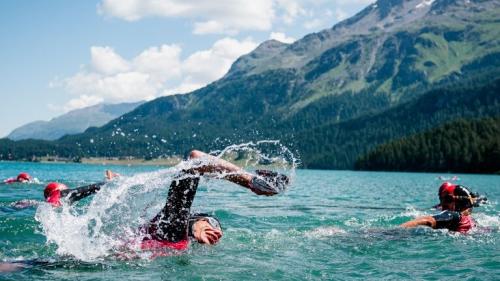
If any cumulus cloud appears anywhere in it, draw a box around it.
[54,38,257,111]
[165,37,257,94]
[97,0,375,35]
[98,0,274,34]
[90,46,130,75]
[269,32,295,44]
[275,0,306,24]
[63,95,105,112]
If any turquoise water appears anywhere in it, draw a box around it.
[0,161,499,280]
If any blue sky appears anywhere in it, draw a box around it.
[0,0,373,137]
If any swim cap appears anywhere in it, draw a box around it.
[438,182,455,196]
[44,182,68,207]
[438,182,473,211]
[16,173,31,182]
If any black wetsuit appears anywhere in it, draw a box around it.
[139,173,219,243]
[61,182,106,204]
[432,210,474,233]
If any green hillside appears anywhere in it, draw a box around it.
[295,74,500,169]
[355,117,500,173]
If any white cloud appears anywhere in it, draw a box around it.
[63,95,104,112]
[132,44,183,83]
[55,38,257,111]
[90,46,130,75]
[275,0,306,24]
[269,32,295,44]
[98,0,274,34]
[166,37,257,94]
[97,0,376,35]
[193,20,232,35]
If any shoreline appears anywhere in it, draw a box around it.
[80,157,183,166]
[0,157,183,167]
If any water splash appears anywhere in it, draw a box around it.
[35,141,297,261]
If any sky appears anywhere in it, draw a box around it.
[0,0,374,137]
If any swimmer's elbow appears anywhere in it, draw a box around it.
[188,150,205,159]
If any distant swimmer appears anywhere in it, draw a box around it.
[43,170,118,207]
[401,182,478,233]
[2,172,32,184]
[5,171,117,210]
[433,183,487,209]
[123,150,289,258]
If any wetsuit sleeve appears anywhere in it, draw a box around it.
[141,173,200,242]
[433,210,461,230]
[60,182,106,203]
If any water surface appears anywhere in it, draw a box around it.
[0,161,498,280]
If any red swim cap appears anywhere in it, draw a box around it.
[16,172,31,182]
[44,182,67,207]
[438,182,473,211]
[439,182,455,196]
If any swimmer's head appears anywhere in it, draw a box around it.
[16,172,31,182]
[44,182,68,206]
[438,182,473,212]
[189,214,223,244]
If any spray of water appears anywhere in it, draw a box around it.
[35,141,297,261]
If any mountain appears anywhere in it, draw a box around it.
[1,0,500,171]
[7,102,144,141]
[295,74,500,169]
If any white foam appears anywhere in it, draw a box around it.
[305,226,347,238]
[35,141,297,261]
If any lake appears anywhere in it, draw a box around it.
[0,161,498,280]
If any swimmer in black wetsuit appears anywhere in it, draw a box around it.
[44,170,118,207]
[401,182,477,233]
[5,171,117,210]
[136,149,289,254]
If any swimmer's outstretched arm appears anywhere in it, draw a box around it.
[63,170,119,203]
[62,182,107,203]
[187,150,253,187]
[401,210,464,230]
[400,216,436,229]
[185,150,288,196]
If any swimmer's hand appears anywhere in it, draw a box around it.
[249,170,290,196]
[105,170,120,180]
[193,220,222,245]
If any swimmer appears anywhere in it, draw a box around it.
[43,170,118,207]
[2,172,32,184]
[433,184,487,209]
[401,182,477,233]
[129,150,289,256]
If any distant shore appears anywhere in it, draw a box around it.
[0,156,183,166]
[80,157,182,166]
